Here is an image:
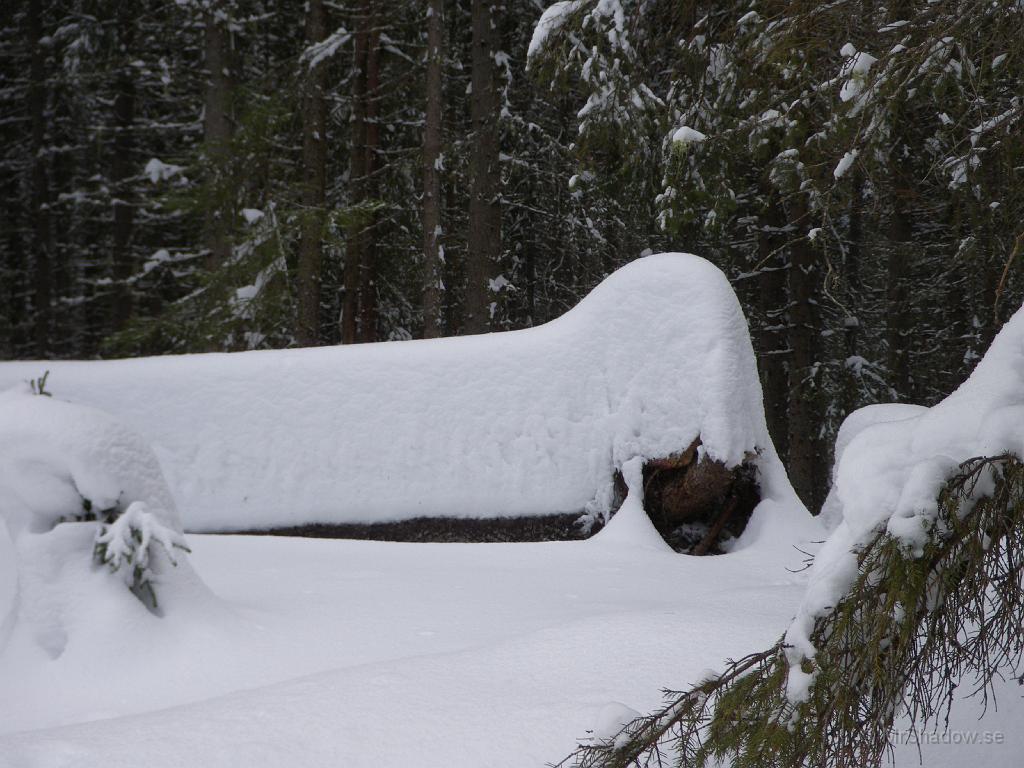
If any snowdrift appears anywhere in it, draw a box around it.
[0,387,224,671]
[786,301,1024,696]
[0,254,799,533]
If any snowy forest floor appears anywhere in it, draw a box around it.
[1,531,1019,767]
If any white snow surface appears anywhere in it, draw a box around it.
[0,253,792,533]
[0,380,826,767]
[0,386,181,536]
[0,389,223,687]
[0,530,808,765]
[0,530,1016,767]
[785,302,1024,705]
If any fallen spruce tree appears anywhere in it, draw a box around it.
[558,301,1024,767]
[559,455,1024,768]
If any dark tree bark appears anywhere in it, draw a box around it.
[421,0,445,339]
[786,195,825,512]
[757,193,789,461]
[110,8,136,332]
[342,5,381,345]
[841,171,864,417]
[342,5,370,344]
[887,167,912,400]
[202,7,233,271]
[297,0,328,346]
[28,1,51,353]
[979,159,1004,352]
[49,125,73,355]
[357,21,380,343]
[884,0,913,401]
[464,0,501,334]
[943,198,971,391]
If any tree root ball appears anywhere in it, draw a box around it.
[614,438,761,554]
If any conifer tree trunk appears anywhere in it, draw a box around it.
[884,0,913,401]
[110,10,136,332]
[464,0,501,334]
[342,5,369,344]
[357,22,380,343]
[757,194,789,461]
[50,149,73,355]
[297,0,328,346]
[842,171,864,416]
[887,134,913,400]
[28,1,51,353]
[841,1,870,414]
[421,0,445,339]
[203,7,233,271]
[786,196,825,511]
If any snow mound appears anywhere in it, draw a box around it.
[0,254,805,537]
[819,402,927,529]
[594,456,674,551]
[0,385,181,536]
[785,301,1024,695]
[0,388,223,673]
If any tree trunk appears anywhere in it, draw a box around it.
[786,195,825,511]
[342,6,369,344]
[887,174,912,400]
[885,0,913,400]
[203,8,233,271]
[842,171,864,417]
[757,193,789,461]
[110,11,136,332]
[421,0,445,339]
[28,1,51,354]
[50,126,73,355]
[357,20,380,343]
[297,0,328,346]
[464,0,501,334]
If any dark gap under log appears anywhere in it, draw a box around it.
[211,513,592,543]
[209,438,759,552]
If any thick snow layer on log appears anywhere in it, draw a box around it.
[0,254,797,533]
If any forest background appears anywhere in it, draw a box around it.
[1,0,1021,509]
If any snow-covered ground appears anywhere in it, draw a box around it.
[1,528,1018,767]
[0,527,803,766]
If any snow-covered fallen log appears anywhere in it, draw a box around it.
[0,254,803,536]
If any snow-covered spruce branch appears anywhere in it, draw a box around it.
[557,455,1024,768]
[93,501,191,612]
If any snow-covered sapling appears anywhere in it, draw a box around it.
[29,370,51,397]
[0,386,206,639]
[93,501,190,613]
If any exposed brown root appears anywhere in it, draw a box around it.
[616,438,761,554]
